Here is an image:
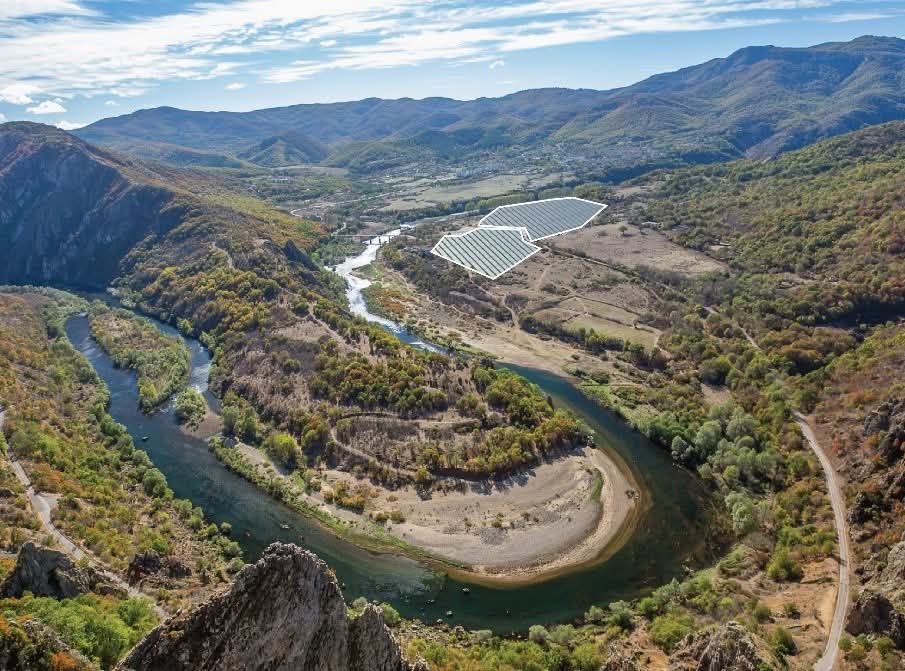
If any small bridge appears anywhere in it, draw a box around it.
[334,234,395,245]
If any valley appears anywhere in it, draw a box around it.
[1,30,905,671]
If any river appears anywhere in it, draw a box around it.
[64,237,713,632]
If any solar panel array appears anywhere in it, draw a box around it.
[430,197,606,279]
[431,228,540,279]
[479,197,606,241]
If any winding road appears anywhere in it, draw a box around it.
[711,314,850,670]
[797,412,850,671]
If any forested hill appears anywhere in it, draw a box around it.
[0,121,322,289]
[640,120,905,327]
[77,36,905,172]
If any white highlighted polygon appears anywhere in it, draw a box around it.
[430,197,606,279]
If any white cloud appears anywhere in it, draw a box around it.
[104,100,118,106]
[55,119,85,130]
[0,83,41,104]
[825,12,893,23]
[27,99,66,114]
[0,1,89,20]
[0,1,863,96]
[489,59,505,69]
[226,82,246,90]
[0,112,6,122]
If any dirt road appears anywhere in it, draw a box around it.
[797,412,850,671]
[1,406,161,612]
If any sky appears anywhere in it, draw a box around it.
[0,1,903,130]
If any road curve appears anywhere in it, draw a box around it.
[796,412,850,671]
[698,317,850,670]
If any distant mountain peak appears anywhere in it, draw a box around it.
[75,35,905,174]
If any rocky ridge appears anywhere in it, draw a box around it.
[117,542,424,671]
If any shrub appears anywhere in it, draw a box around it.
[752,602,772,623]
[174,388,206,428]
[766,547,803,582]
[548,624,575,646]
[782,602,800,618]
[770,627,796,656]
[570,643,602,671]
[264,432,301,470]
[379,603,401,627]
[528,624,549,645]
[584,605,606,623]
[650,612,693,652]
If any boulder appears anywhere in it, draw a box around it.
[845,590,905,649]
[118,543,422,671]
[126,550,162,585]
[0,542,119,599]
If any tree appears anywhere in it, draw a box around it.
[265,432,301,470]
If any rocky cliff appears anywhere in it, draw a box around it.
[117,543,423,671]
[0,541,120,599]
[0,122,183,288]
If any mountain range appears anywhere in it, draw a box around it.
[76,36,905,173]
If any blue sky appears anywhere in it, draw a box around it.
[0,1,903,129]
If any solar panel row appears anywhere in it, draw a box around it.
[432,228,540,279]
[429,197,606,279]
[479,197,605,241]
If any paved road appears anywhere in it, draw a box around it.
[797,412,850,671]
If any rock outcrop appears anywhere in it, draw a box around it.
[118,543,423,671]
[670,621,772,671]
[126,550,192,586]
[846,590,905,650]
[0,541,119,599]
[600,644,639,671]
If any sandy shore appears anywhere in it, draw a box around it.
[387,446,636,580]
[279,442,639,583]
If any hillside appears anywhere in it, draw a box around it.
[238,131,329,167]
[77,36,905,172]
[639,120,905,328]
[0,121,322,288]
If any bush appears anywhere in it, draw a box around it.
[782,602,800,618]
[771,627,796,656]
[650,612,693,652]
[264,432,301,470]
[766,547,803,582]
[548,624,575,646]
[527,624,549,644]
[584,605,606,623]
[379,603,401,627]
[570,643,602,671]
[752,603,772,623]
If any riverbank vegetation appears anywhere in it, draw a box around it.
[0,291,235,618]
[174,388,206,428]
[88,302,190,411]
